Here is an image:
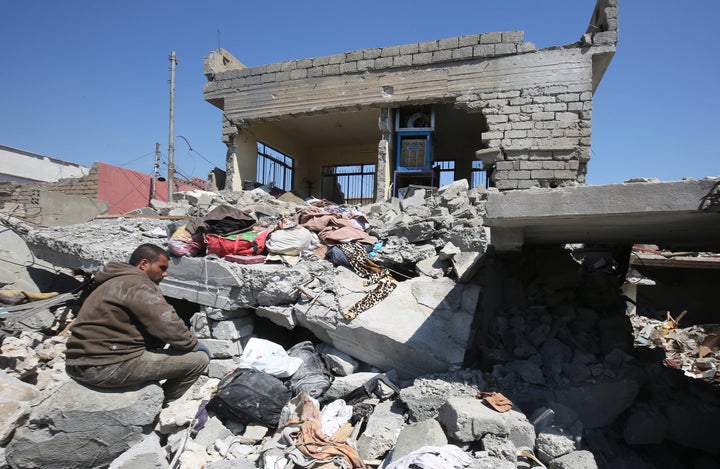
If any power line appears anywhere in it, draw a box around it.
[176,135,216,167]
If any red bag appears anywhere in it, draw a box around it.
[205,230,269,258]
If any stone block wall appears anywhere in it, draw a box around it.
[465,83,592,189]
[204,30,534,94]
[204,0,618,192]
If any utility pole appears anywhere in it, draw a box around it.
[167,51,177,201]
[151,142,161,201]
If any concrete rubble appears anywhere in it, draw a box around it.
[1,182,719,468]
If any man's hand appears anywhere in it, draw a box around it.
[195,342,213,359]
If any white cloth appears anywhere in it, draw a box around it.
[238,337,303,378]
[386,445,472,469]
[320,399,353,437]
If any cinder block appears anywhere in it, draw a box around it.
[438,38,458,50]
[381,46,401,57]
[412,52,433,65]
[473,44,495,57]
[357,59,374,71]
[418,40,440,52]
[393,55,412,67]
[532,112,555,121]
[374,57,394,69]
[339,62,357,73]
[502,30,524,43]
[554,170,579,179]
[452,47,474,60]
[480,32,502,44]
[289,69,307,80]
[363,48,381,59]
[495,43,517,55]
[545,103,567,112]
[498,90,521,99]
[531,170,554,179]
[494,180,518,190]
[312,56,329,67]
[345,50,363,61]
[399,44,419,55]
[432,50,453,62]
[321,64,340,75]
[458,34,480,47]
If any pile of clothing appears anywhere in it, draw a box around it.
[167,204,396,319]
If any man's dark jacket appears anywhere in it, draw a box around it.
[65,261,198,366]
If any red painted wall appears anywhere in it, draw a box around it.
[95,162,203,215]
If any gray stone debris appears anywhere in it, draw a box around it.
[108,432,169,469]
[399,369,486,422]
[4,380,163,468]
[0,371,39,445]
[536,426,576,464]
[2,174,719,467]
[383,418,448,467]
[317,342,359,376]
[438,396,514,442]
[548,450,598,469]
[356,400,405,460]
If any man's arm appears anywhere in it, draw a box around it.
[126,282,198,351]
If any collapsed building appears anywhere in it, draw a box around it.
[2,0,720,467]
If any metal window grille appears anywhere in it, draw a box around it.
[435,160,455,187]
[256,142,294,191]
[471,160,493,188]
[321,164,376,205]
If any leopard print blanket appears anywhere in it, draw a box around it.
[336,242,397,320]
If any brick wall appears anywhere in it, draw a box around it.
[0,163,100,208]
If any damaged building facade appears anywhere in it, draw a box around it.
[202,1,617,199]
[4,0,720,467]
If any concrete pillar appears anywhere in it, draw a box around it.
[224,129,259,191]
[224,141,242,192]
[377,108,394,201]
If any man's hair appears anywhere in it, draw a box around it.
[128,244,169,266]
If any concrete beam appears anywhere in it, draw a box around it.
[484,178,720,252]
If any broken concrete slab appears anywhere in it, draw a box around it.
[399,369,486,423]
[0,371,39,445]
[108,432,169,469]
[356,400,405,460]
[317,343,359,377]
[451,251,484,283]
[331,274,479,378]
[484,177,720,252]
[437,396,511,442]
[482,433,517,464]
[536,426,577,464]
[547,450,598,469]
[383,419,447,467]
[4,381,163,468]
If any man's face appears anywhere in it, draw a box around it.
[138,255,169,284]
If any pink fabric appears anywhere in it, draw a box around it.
[293,207,375,245]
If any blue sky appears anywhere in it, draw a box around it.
[1,1,717,186]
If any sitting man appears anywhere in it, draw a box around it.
[65,243,211,405]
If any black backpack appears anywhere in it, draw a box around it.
[206,367,291,429]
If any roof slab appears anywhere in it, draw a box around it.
[484,177,720,252]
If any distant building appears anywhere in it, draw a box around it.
[0,160,205,224]
[0,144,90,183]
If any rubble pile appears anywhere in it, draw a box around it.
[629,311,720,383]
[1,183,719,468]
